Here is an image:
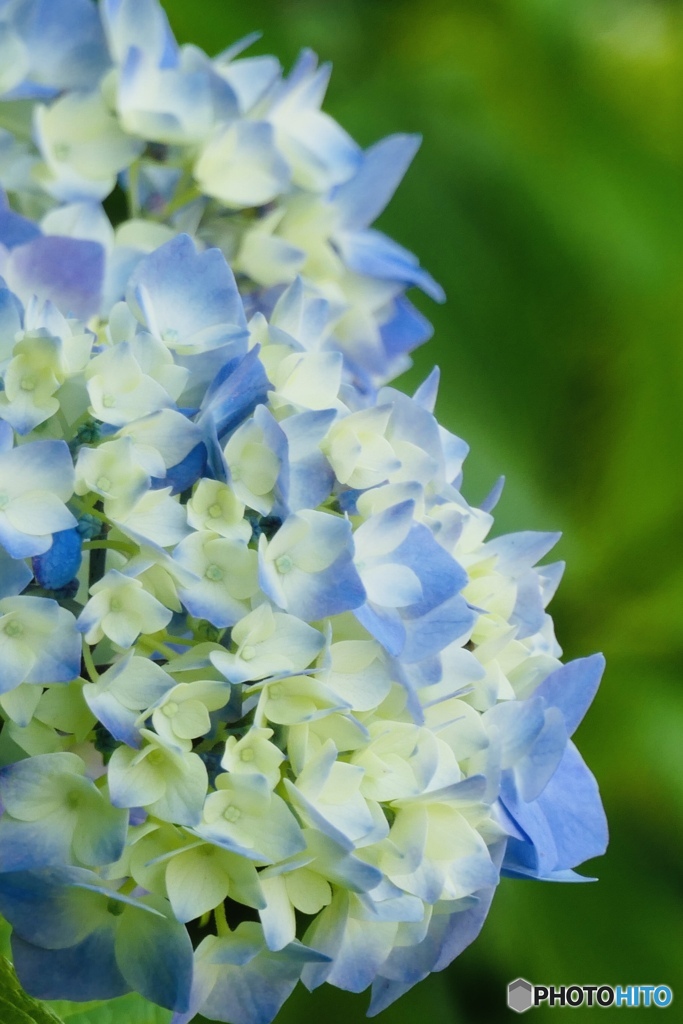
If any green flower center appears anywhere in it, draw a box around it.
[65,790,80,810]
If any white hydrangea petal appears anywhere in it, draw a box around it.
[164,846,232,923]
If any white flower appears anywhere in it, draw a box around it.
[150,680,231,752]
[108,728,208,826]
[78,568,172,648]
[0,439,76,558]
[0,596,81,694]
[75,436,151,519]
[187,479,251,543]
[210,602,324,684]
[221,727,285,789]
[34,91,143,201]
[198,772,305,863]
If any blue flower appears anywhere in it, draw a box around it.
[497,656,609,881]
[0,596,81,693]
[0,5,607,1018]
[0,866,193,1010]
[0,0,109,101]
[0,752,128,870]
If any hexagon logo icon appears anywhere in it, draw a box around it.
[508,978,534,1013]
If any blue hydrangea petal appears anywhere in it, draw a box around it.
[0,634,34,693]
[400,595,475,664]
[0,516,50,559]
[479,475,506,513]
[0,751,83,819]
[500,742,607,880]
[194,926,326,1024]
[0,545,32,598]
[200,347,271,441]
[102,0,177,67]
[0,867,110,948]
[115,900,194,1012]
[275,552,365,622]
[0,813,73,871]
[354,602,405,657]
[7,235,104,319]
[379,297,434,364]
[535,654,606,737]
[32,527,82,590]
[533,743,608,872]
[514,707,568,803]
[27,606,81,685]
[0,420,14,454]
[333,134,422,232]
[368,843,504,1014]
[0,286,24,357]
[72,793,129,867]
[397,525,468,616]
[280,410,336,512]
[129,234,248,350]
[336,228,445,303]
[163,442,208,495]
[83,685,141,748]
[0,209,42,249]
[3,0,110,98]
[11,927,129,1002]
[486,530,562,575]
[302,892,396,994]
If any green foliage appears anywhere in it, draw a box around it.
[45,994,171,1024]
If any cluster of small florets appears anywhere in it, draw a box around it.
[0,2,607,1022]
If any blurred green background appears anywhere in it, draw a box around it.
[162,0,682,1020]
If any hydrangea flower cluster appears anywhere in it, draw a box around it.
[0,1,607,1021]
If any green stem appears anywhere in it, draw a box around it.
[127,160,141,218]
[82,641,100,682]
[72,498,110,525]
[159,631,195,647]
[83,539,136,556]
[214,902,230,937]
[161,184,203,219]
[136,635,177,661]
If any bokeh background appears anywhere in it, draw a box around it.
[169,0,682,1020]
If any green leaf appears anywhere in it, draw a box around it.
[0,957,65,1024]
[45,993,171,1024]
